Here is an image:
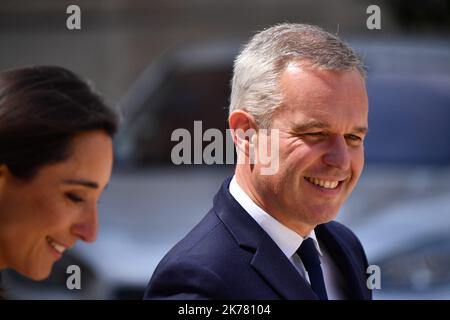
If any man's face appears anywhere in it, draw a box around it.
[251,62,368,234]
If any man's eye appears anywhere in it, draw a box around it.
[346,134,362,141]
[304,132,325,136]
[299,132,328,142]
[66,193,84,203]
[345,135,364,146]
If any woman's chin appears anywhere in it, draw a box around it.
[19,263,53,281]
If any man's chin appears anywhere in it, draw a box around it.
[307,207,340,226]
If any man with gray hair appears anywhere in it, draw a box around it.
[145,23,372,300]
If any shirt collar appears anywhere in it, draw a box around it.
[228,175,323,258]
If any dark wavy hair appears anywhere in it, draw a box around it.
[0,66,118,298]
[0,273,4,300]
[0,65,118,180]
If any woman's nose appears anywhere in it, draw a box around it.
[71,208,98,243]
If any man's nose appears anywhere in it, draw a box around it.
[322,135,351,171]
[71,207,98,243]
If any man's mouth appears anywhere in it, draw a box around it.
[46,236,67,254]
[304,176,343,189]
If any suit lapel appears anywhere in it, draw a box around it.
[316,223,367,299]
[251,236,318,300]
[214,177,318,300]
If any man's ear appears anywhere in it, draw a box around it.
[228,110,258,158]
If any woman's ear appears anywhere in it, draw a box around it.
[0,164,12,188]
[0,164,6,193]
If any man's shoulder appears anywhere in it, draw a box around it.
[155,208,239,269]
[323,220,361,243]
[145,207,253,299]
[321,220,369,268]
[324,219,352,232]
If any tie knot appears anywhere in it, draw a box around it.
[297,238,321,270]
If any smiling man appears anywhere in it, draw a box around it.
[145,23,371,300]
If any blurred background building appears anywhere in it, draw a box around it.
[1,0,449,299]
[1,0,448,104]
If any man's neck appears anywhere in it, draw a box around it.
[234,168,315,237]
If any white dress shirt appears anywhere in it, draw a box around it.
[229,176,345,300]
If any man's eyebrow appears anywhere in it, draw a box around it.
[292,120,369,135]
[62,179,99,189]
[352,126,369,135]
[292,120,330,132]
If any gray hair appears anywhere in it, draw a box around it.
[229,23,365,128]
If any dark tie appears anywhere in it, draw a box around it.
[297,238,328,300]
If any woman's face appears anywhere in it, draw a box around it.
[0,130,113,280]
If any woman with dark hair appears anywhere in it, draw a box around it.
[0,65,118,281]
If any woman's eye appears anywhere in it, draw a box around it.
[66,193,84,203]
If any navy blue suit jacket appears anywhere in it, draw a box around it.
[144,178,372,300]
